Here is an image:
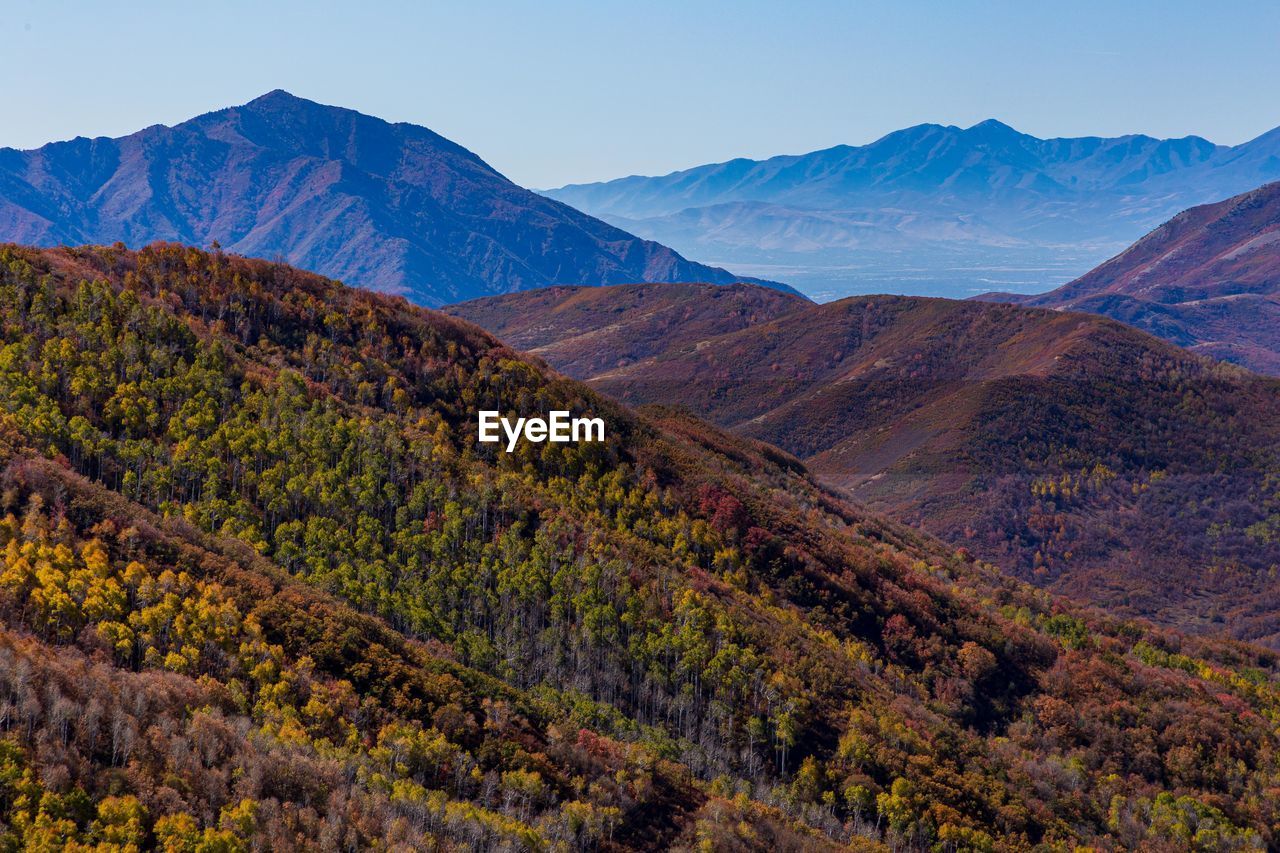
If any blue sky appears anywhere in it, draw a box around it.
[4,0,1279,187]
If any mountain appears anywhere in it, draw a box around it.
[989,181,1280,375]
[543,120,1280,300]
[0,90,773,306]
[451,284,1280,646]
[2,243,1280,847]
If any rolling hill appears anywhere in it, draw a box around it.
[450,281,811,377]
[451,284,1280,646]
[990,180,1280,375]
[0,90,768,306]
[1,243,1279,847]
[544,120,1280,300]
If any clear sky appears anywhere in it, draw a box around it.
[4,0,1279,188]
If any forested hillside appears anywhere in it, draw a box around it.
[0,244,1278,849]
[452,284,1280,648]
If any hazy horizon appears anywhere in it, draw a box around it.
[4,0,1280,188]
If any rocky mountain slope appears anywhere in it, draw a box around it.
[0,91,767,306]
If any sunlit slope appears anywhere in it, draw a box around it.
[0,245,1278,847]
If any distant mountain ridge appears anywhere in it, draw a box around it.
[0,90,771,305]
[987,180,1280,374]
[544,120,1280,299]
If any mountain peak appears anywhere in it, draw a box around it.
[236,88,338,117]
[0,95,757,305]
[965,118,1023,138]
[249,88,300,103]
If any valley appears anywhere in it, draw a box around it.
[9,6,1280,850]
[545,120,1280,301]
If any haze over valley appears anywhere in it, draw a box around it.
[545,120,1280,300]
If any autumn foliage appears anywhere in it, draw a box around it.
[0,244,1275,849]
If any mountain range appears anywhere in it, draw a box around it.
[450,283,1280,646]
[544,120,1280,300]
[986,180,1280,375]
[1,242,1279,848]
[8,86,1280,848]
[0,90,768,306]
